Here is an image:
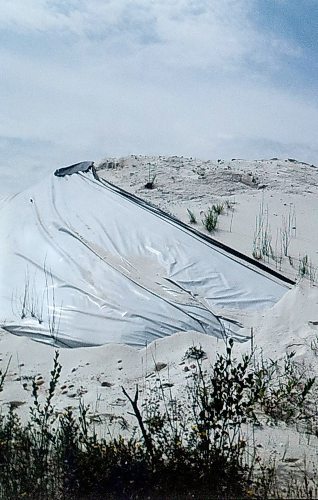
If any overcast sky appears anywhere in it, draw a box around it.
[0,0,317,194]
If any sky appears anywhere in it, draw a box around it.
[0,0,317,194]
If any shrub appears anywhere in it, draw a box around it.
[0,343,316,498]
[183,344,206,360]
[251,351,316,426]
[202,208,218,232]
[212,203,224,215]
[0,342,255,499]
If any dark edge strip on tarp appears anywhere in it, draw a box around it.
[58,162,295,286]
[97,177,295,286]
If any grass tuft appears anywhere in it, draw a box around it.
[202,208,218,232]
[212,203,224,215]
[187,208,197,224]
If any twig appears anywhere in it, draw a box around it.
[122,385,154,461]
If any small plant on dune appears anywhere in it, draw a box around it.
[15,268,44,324]
[188,339,257,459]
[202,207,218,232]
[212,202,224,215]
[252,200,274,261]
[187,208,197,224]
[225,199,235,211]
[280,225,291,258]
[280,204,297,257]
[144,163,157,189]
[298,254,317,283]
[15,264,67,346]
[20,275,29,320]
[309,264,317,284]
[251,351,316,425]
[44,265,63,344]
[299,255,309,278]
[183,344,206,360]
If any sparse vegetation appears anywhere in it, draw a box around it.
[299,254,309,278]
[251,351,316,426]
[280,204,296,257]
[225,199,235,211]
[13,265,67,346]
[183,344,206,360]
[0,342,317,499]
[144,163,157,189]
[252,201,300,271]
[202,207,218,232]
[298,254,317,283]
[12,268,44,324]
[212,202,224,215]
[187,200,232,233]
[252,200,273,261]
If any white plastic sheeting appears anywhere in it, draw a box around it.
[0,166,290,347]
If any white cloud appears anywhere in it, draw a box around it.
[0,0,316,194]
[0,0,299,65]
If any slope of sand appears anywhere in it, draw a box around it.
[1,155,318,475]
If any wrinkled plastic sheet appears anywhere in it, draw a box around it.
[0,167,290,347]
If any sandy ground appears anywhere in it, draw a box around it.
[1,155,318,478]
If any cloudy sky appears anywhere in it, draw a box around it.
[0,0,317,193]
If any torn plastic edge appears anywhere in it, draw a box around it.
[54,161,95,177]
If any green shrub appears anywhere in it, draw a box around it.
[202,208,218,232]
[212,203,224,215]
[252,351,316,426]
[0,343,316,498]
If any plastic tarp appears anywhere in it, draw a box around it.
[0,164,291,347]
[54,161,95,177]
